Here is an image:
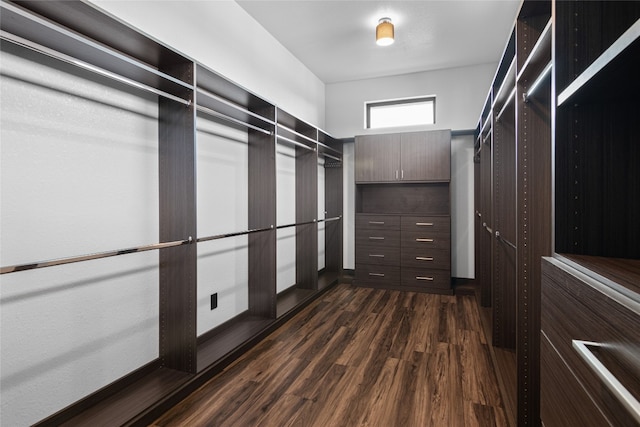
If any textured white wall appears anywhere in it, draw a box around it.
[1,46,160,426]
[328,64,494,276]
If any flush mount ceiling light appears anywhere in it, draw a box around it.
[376,17,394,46]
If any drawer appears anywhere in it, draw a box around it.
[541,257,640,427]
[401,231,450,250]
[356,214,400,230]
[540,332,612,427]
[355,264,400,288]
[355,229,400,248]
[356,245,400,266]
[401,216,449,233]
[401,268,451,290]
[401,248,450,269]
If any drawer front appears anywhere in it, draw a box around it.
[356,214,400,230]
[355,264,400,287]
[401,248,450,269]
[355,229,400,248]
[356,245,400,266]
[401,268,451,290]
[541,258,640,427]
[401,231,450,250]
[401,216,449,233]
[540,332,613,427]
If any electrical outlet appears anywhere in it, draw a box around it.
[210,293,218,310]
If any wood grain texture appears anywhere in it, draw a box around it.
[400,130,451,182]
[354,134,400,182]
[153,284,506,427]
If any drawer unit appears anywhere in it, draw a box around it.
[541,257,640,427]
[355,229,400,248]
[401,268,451,291]
[401,215,450,233]
[400,248,450,270]
[401,231,450,250]
[356,214,400,231]
[354,264,400,288]
[355,245,400,266]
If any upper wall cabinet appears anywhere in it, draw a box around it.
[355,130,451,183]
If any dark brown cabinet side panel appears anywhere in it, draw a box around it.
[159,96,197,374]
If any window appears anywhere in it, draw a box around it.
[365,95,436,129]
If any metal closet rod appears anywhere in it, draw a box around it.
[276,134,316,152]
[495,87,516,122]
[197,225,273,242]
[524,62,552,102]
[0,31,192,107]
[495,231,517,250]
[0,237,193,275]
[196,87,276,126]
[316,140,342,156]
[196,104,272,135]
[322,153,342,162]
[277,123,317,145]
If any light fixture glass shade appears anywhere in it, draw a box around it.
[376,18,394,46]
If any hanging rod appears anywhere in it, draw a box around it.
[316,140,342,156]
[196,104,272,135]
[495,231,516,250]
[276,219,318,230]
[319,216,342,223]
[495,87,516,122]
[0,31,192,107]
[197,225,273,242]
[482,129,492,145]
[276,134,316,152]
[0,237,193,275]
[277,123,317,145]
[197,87,275,126]
[322,153,342,162]
[523,62,552,102]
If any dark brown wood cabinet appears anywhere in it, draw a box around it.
[355,130,452,294]
[355,130,450,183]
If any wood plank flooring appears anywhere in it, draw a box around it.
[152,284,507,427]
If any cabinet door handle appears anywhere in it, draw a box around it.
[572,340,640,424]
[415,256,434,261]
[415,238,434,242]
[369,254,385,258]
[369,236,385,240]
[369,272,385,277]
[416,276,434,281]
[369,221,385,225]
[401,169,404,179]
[416,222,434,226]
[395,170,399,180]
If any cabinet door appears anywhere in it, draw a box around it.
[400,130,451,181]
[355,134,400,182]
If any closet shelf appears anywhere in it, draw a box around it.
[1,1,193,98]
[558,19,640,107]
[493,57,516,112]
[516,18,552,83]
[196,87,275,131]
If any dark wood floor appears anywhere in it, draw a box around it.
[152,284,507,427]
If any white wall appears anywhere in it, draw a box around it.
[327,64,495,277]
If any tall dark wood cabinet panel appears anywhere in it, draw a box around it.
[540,2,640,427]
[355,130,452,294]
[474,1,553,426]
[0,1,343,425]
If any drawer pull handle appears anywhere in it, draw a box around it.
[416,222,434,226]
[369,221,385,225]
[416,238,434,242]
[368,273,385,277]
[369,237,385,240]
[572,340,640,424]
[416,276,434,281]
[369,254,385,258]
[415,256,434,261]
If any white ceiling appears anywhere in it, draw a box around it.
[237,0,521,84]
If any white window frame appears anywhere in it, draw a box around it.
[364,95,436,129]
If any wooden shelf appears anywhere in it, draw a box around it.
[558,19,640,106]
[517,18,551,83]
[276,287,316,317]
